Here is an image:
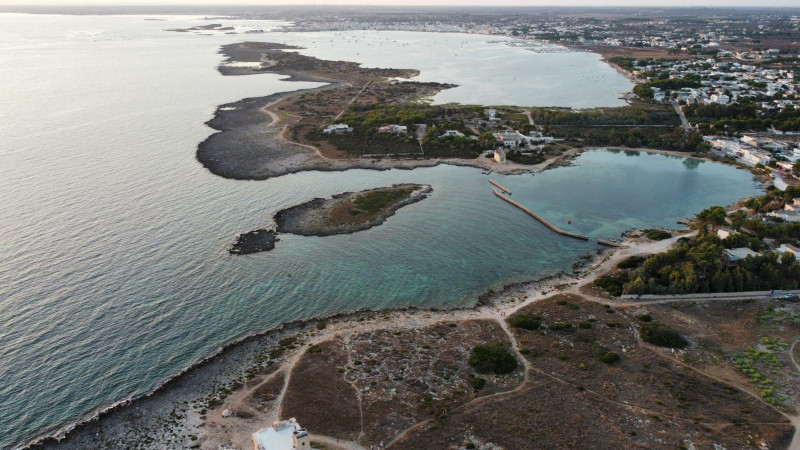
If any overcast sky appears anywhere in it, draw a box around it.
[1,0,799,7]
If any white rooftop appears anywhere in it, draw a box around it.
[726,247,758,261]
[252,418,303,450]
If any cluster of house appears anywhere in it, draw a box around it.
[716,226,800,266]
[637,59,798,108]
[492,130,557,148]
[768,197,800,223]
[251,418,310,450]
[288,12,798,65]
[706,134,797,168]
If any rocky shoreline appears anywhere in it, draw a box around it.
[194,41,544,181]
[274,184,433,237]
[26,251,601,449]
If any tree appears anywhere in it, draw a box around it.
[697,206,727,225]
[782,251,796,266]
[478,132,496,149]
[687,241,723,277]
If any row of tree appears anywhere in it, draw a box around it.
[621,233,800,295]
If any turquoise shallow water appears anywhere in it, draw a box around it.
[0,14,761,449]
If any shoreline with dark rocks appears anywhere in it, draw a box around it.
[229,229,279,255]
[23,244,610,449]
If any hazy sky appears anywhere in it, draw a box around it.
[2,0,799,7]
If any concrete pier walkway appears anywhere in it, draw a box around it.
[489,179,511,195]
[493,190,589,241]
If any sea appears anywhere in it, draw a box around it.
[0,13,762,449]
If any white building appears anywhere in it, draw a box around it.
[785,198,800,212]
[485,109,500,122]
[725,247,758,266]
[741,135,759,147]
[322,123,352,135]
[709,93,731,104]
[440,130,465,138]
[739,149,771,167]
[768,210,800,223]
[494,148,507,164]
[778,243,800,255]
[377,124,407,134]
[493,131,532,148]
[716,227,736,240]
[252,418,310,450]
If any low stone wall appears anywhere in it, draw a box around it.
[621,289,800,301]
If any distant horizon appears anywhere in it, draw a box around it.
[2,1,800,9]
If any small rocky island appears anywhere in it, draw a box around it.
[229,184,432,254]
[276,184,432,237]
[229,229,279,255]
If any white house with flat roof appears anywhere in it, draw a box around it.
[725,247,758,266]
[717,227,736,240]
[440,130,465,138]
[769,210,800,223]
[323,123,352,135]
[377,124,407,134]
[252,418,310,450]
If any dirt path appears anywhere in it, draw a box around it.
[385,313,535,448]
[341,334,366,441]
[386,298,791,449]
[333,81,371,122]
[207,231,800,449]
[308,434,367,450]
[523,109,535,126]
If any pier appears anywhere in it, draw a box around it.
[597,239,622,247]
[492,190,589,241]
[489,179,511,195]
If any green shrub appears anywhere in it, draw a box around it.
[617,256,645,269]
[641,323,688,349]
[508,314,541,330]
[469,343,518,375]
[599,352,621,364]
[578,321,592,329]
[637,313,653,322]
[594,274,627,297]
[549,322,574,332]
[471,376,486,391]
[643,229,672,240]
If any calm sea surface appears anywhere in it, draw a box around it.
[0,14,761,448]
